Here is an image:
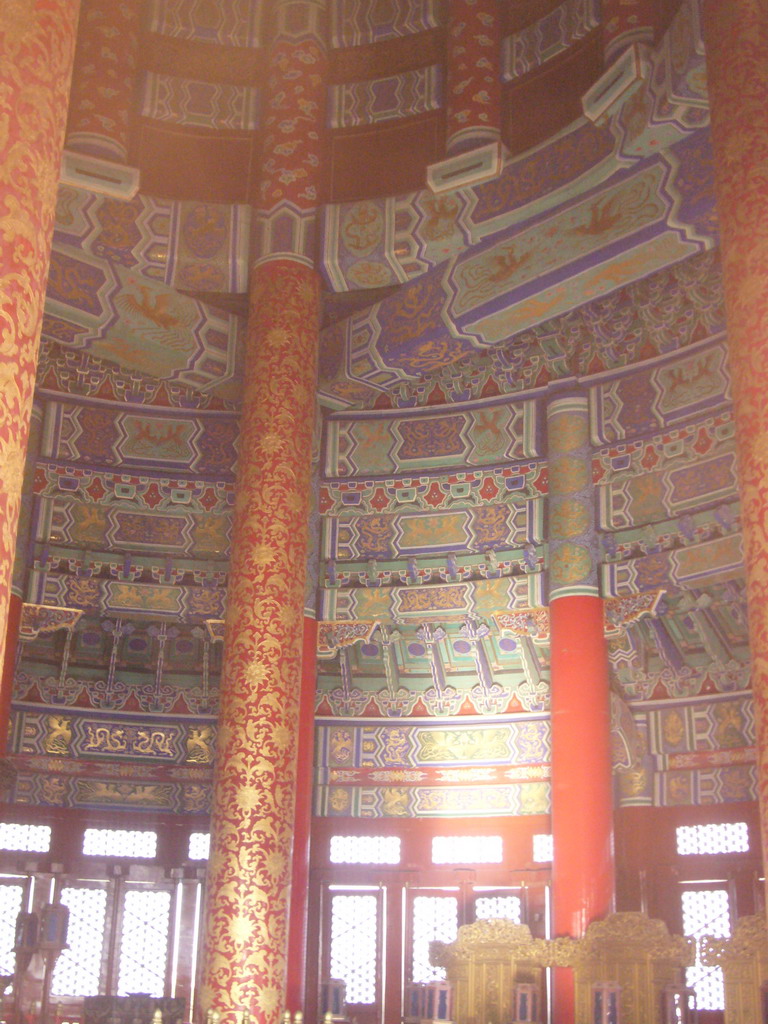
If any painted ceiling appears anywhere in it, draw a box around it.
[7,0,754,823]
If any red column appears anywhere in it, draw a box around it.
[0,0,80,716]
[0,596,22,756]
[0,402,43,757]
[601,0,658,63]
[445,0,502,154]
[285,615,318,1009]
[700,0,768,903]
[200,259,320,1024]
[65,0,142,161]
[547,395,614,1024]
[200,4,325,1022]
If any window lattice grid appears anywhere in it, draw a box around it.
[431,836,502,865]
[0,885,24,974]
[117,888,172,997]
[188,832,210,860]
[411,896,458,984]
[52,887,108,997]
[330,835,401,865]
[475,895,522,924]
[676,822,749,856]
[681,888,731,1012]
[329,894,379,1004]
[83,828,157,859]
[0,823,51,853]
[533,834,553,863]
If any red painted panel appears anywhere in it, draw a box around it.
[616,802,764,926]
[307,815,551,1024]
[131,122,259,202]
[323,111,446,203]
[310,813,552,878]
[501,33,602,158]
[0,594,22,756]
[328,30,445,84]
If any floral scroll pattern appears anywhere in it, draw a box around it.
[701,0,768,898]
[0,0,79,684]
[200,260,320,1024]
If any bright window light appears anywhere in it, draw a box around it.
[432,836,502,864]
[83,828,157,859]
[330,835,401,864]
[0,823,51,853]
[188,832,210,860]
[676,823,749,856]
[533,834,553,862]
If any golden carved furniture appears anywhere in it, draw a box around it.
[432,913,694,1024]
[431,919,548,1024]
[564,913,694,1024]
[701,913,768,1024]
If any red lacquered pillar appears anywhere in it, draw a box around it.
[285,615,318,1010]
[0,596,22,756]
[65,0,143,162]
[700,0,768,904]
[200,256,321,1024]
[199,4,326,1023]
[445,0,502,154]
[547,394,614,1024]
[0,402,42,757]
[0,0,80,731]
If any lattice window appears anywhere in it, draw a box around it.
[412,896,458,983]
[533,834,553,863]
[0,884,24,974]
[681,888,731,1012]
[431,836,502,864]
[83,828,157,859]
[475,895,522,923]
[52,887,108,996]
[117,888,172,997]
[0,823,51,852]
[330,835,401,865]
[188,832,210,860]
[330,893,378,1004]
[676,822,749,855]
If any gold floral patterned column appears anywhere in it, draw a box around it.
[0,403,43,754]
[201,260,320,1024]
[0,0,80,696]
[200,3,326,1022]
[700,0,768,900]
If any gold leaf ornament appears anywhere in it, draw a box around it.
[0,435,26,501]
[2,0,28,53]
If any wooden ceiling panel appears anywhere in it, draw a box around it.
[131,122,260,203]
[502,32,602,158]
[328,27,445,83]
[323,110,445,203]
